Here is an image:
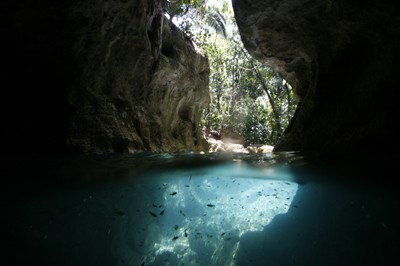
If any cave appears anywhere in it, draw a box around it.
[2,0,400,265]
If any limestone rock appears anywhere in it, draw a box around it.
[233,0,400,151]
[4,0,210,153]
[220,125,246,145]
[67,0,210,153]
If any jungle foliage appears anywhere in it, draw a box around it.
[163,0,297,146]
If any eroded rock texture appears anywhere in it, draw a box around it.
[233,0,400,151]
[3,0,209,153]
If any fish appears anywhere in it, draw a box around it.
[206,204,215,207]
[172,236,179,241]
[380,221,388,229]
[170,192,177,196]
[180,210,186,216]
[114,209,125,215]
[174,225,179,230]
[152,203,157,207]
[159,209,165,216]
[149,211,157,217]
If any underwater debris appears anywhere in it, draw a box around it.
[206,204,215,207]
[149,211,157,217]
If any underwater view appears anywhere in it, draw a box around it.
[2,152,399,266]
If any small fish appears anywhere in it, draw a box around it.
[158,204,163,208]
[380,221,388,229]
[172,236,179,241]
[185,185,190,187]
[184,231,188,237]
[152,203,157,207]
[159,209,165,216]
[174,225,179,230]
[189,175,192,182]
[207,204,215,207]
[141,262,145,266]
[149,211,157,217]
[180,210,186,216]
[114,209,125,216]
[221,232,226,236]
[170,192,177,196]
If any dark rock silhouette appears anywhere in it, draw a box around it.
[233,0,400,151]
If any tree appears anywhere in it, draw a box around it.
[168,0,297,146]
[162,0,204,20]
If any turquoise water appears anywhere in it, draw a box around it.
[2,152,399,266]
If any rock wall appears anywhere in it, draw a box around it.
[233,0,400,151]
[3,0,210,153]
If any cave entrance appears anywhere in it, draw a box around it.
[164,0,297,151]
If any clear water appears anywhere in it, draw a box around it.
[2,152,399,266]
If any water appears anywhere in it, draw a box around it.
[2,152,399,266]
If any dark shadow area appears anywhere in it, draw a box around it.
[237,153,400,265]
[237,182,400,265]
